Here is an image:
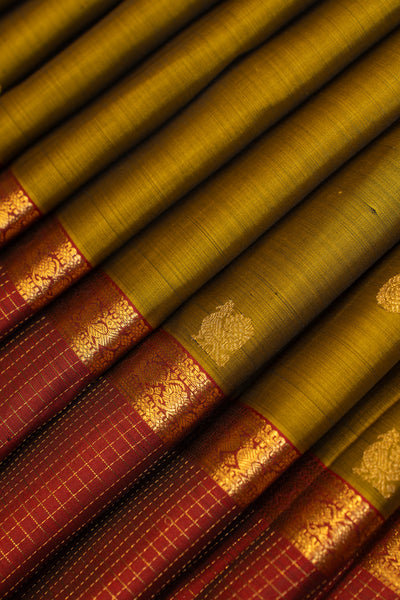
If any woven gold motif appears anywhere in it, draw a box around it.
[0,170,40,246]
[281,470,382,575]
[192,299,254,367]
[193,403,298,507]
[377,275,400,312]
[365,525,400,593]
[111,329,223,445]
[51,271,151,374]
[6,218,90,311]
[353,429,400,499]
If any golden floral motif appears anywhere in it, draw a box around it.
[365,524,400,593]
[51,271,151,374]
[0,170,40,246]
[377,274,400,312]
[353,429,400,499]
[5,217,90,312]
[111,329,223,445]
[281,470,382,575]
[192,299,255,367]
[192,403,298,507]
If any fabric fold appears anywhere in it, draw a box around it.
[0,0,121,91]
[3,189,400,594]
[1,4,400,597]
[14,246,400,599]
[2,117,400,457]
[192,403,400,599]
[2,29,400,337]
[166,361,400,599]
[0,71,400,455]
[326,510,400,599]
[0,0,316,165]
[1,0,399,245]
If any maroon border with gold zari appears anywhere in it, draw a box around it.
[0,214,90,338]
[0,267,151,458]
[0,329,224,596]
[0,170,41,247]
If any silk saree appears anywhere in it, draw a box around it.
[0,1,400,598]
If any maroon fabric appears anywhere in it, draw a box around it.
[0,313,90,458]
[0,376,165,596]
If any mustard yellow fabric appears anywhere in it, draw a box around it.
[240,243,400,454]
[49,13,400,268]
[0,0,222,161]
[0,0,122,91]
[329,399,400,517]
[9,0,328,208]
[316,362,400,469]
[1,1,400,597]
[106,121,400,330]
[1,3,400,596]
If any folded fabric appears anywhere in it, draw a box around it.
[3,199,400,595]
[2,30,400,341]
[326,511,400,599]
[1,0,399,246]
[0,0,121,91]
[0,0,317,165]
[2,117,400,458]
[13,241,400,599]
[166,361,400,599]
[190,401,400,599]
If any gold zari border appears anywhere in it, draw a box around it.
[52,271,151,374]
[192,403,299,507]
[280,470,383,576]
[111,329,224,445]
[0,170,40,246]
[5,217,90,312]
[364,522,400,594]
